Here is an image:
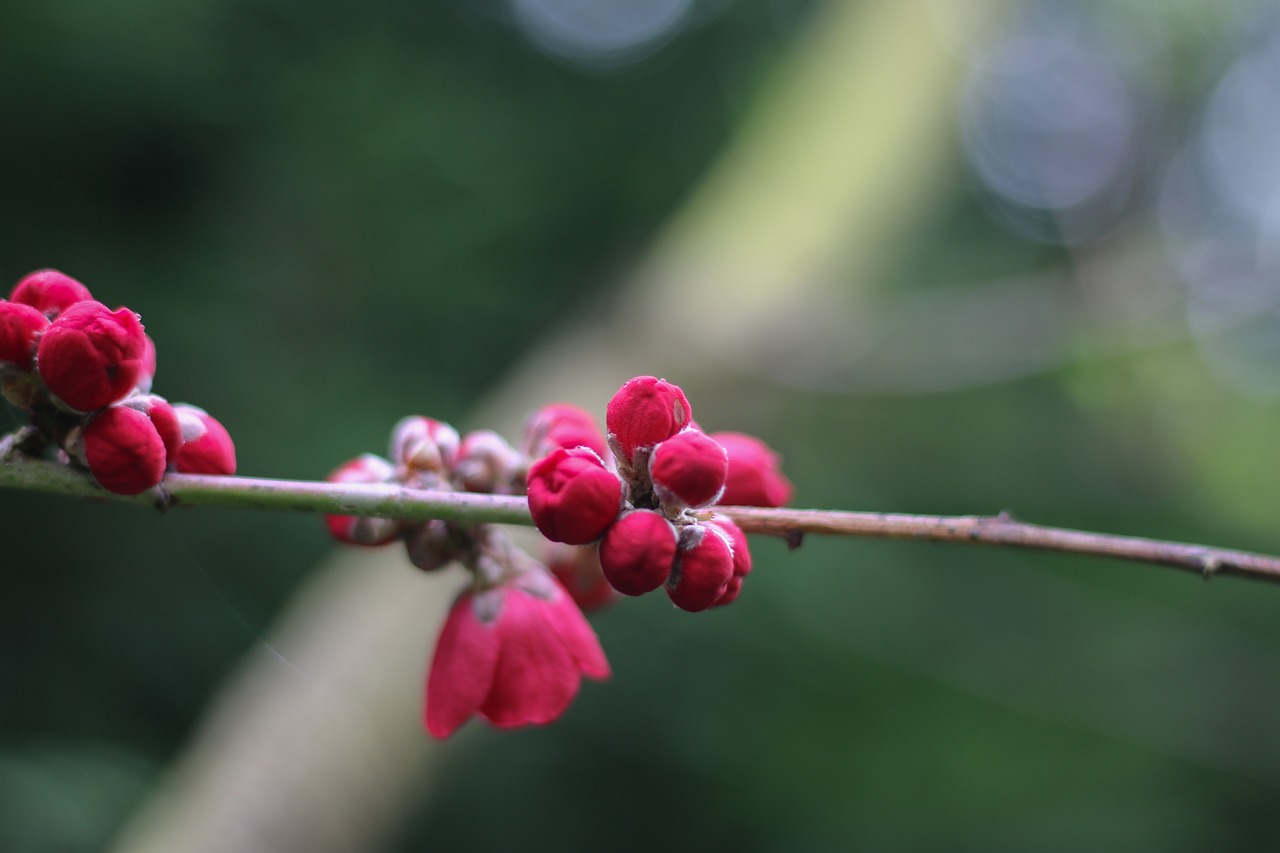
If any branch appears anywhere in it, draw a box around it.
[4,441,1279,585]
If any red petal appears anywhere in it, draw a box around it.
[479,589,580,729]
[425,590,500,738]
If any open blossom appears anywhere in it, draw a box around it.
[425,571,610,738]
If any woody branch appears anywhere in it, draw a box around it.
[4,432,1278,585]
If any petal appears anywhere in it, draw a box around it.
[544,580,611,681]
[425,590,500,739]
[480,589,580,729]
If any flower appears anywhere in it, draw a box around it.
[667,523,734,612]
[598,508,677,596]
[425,571,610,738]
[10,269,93,319]
[0,301,50,371]
[80,403,171,495]
[605,376,692,463]
[522,402,608,460]
[323,454,401,546]
[649,428,728,510]
[526,446,623,545]
[389,415,460,476]
[171,404,236,475]
[36,300,148,411]
[708,431,793,507]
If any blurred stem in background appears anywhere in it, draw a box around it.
[110,0,1005,850]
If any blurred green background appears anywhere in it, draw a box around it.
[6,0,1280,850]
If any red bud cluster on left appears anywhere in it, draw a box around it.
[0,269,236,494]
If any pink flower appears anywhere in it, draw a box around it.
[36,300,147,411]
[172,404,236,475]
[10,269,93,319]
[649,429,728,510]
[708,431,793,507]
[526,446,623,545]
[425,572,610,738]
[605,376,692,462]
[81,403,171,495]
[0,301,50,371]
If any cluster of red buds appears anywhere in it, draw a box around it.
[0,269,236,494]
[324,376,791,738]
[528,376,792,611]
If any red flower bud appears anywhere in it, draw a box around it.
[649,429,728,510]
[0,301,50,371]
[172,404,236,475]
[667,524,734,612]
[389,416,460,475]
[36,300,147,411]
[545,541,615,611]
[81,404,169,495]
[455,429,522,494]
[708,431,793,508]
[707,516,752,578]
[10,269,93,319]
[527,447,623,545]
[523,403,608,460]
[598,509,677,596]
[122,394,183,461]
[324,454,401,546]
[605,376,692,462]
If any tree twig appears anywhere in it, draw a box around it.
[4,446,1279,585]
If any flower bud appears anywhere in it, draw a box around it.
[523,403,608,460]
[36,300,147,411]
[404,520,457,571]
[10,269,93,319]
[389,416,460,475]
[667,524,734,612]
[649,429,728,510]
[171,404,236,475]
[545,542,615,611]
[120,394,184,461]
[454,429,522,494]
[707,516,752,578]
[527,447,623,545]
[708,431,793,507]
[598,509,677,596]
[0,301,50,371]
[605,376,692,462]
[324,454,401,546]
[81,404,169,495]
